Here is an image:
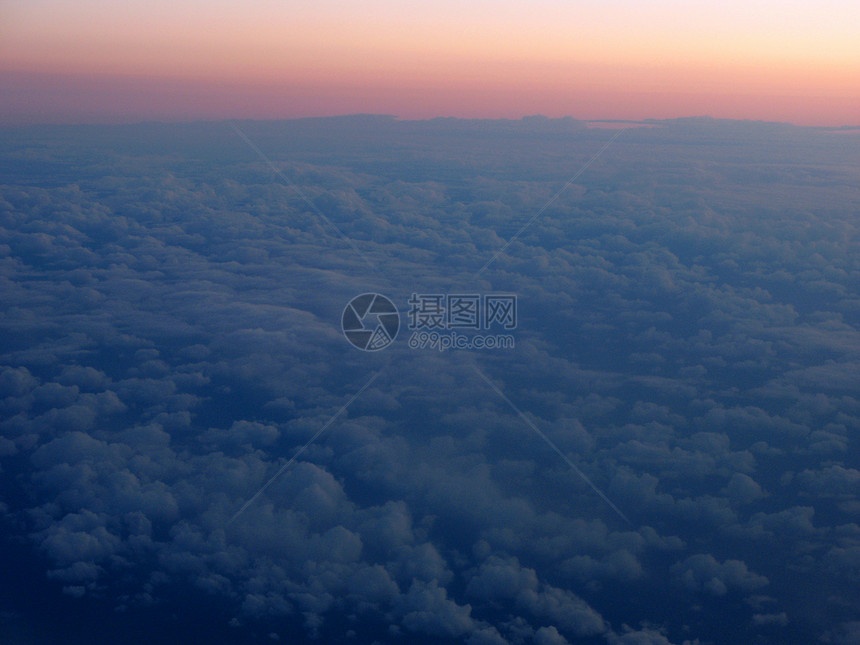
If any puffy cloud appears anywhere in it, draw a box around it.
[722,473,768,505]
[534,625,570,645]
[797,465,860,499]
[751,612,788,627]
[607,624,686,645]
[466,556,539,600]
[671,554,769,596]
[396,580,474,638]
[516,585,605,637]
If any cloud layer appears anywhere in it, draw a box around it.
[1,116,859,644]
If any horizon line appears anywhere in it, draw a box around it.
[2,113,859,130]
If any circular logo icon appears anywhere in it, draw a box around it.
[341,293,400,351]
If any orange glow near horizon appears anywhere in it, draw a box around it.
[1,0,858,126]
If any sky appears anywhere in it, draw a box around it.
[1,0,859,125]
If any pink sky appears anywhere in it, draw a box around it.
[1,0,858,125]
